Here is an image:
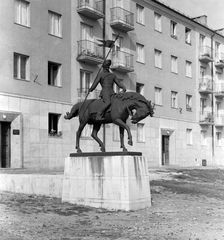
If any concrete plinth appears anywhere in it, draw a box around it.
[62,153,151,211]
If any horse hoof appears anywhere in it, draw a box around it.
[100,147,105,152]
[64,112,69,119]
[128,140,133,146]
[77,149,82,153]
[123,148,128,152]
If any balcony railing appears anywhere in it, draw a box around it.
[198,78,213,93]
[215,114,224,126]
[110,50,134,73]
[77,88,100,102]
[77,40,104,65]
[199,46,213,63]
[77,0,104,19]
[110,7,134,32]
[214,82,224,97]
[215,52,224,68]
[199,111,214,125]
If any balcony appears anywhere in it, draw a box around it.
[110,50,134,73]
[215,114,224,127]
[77,88,100,102]
[77,40,104,65]
[77,0,104,20]
[214,82,224,98]
[199,111,214,125]
[110,7,134,32]
[199,46,214,63]
[215,52,224,68]
[198,78,213,94]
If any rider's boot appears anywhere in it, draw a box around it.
[95,112,105,121]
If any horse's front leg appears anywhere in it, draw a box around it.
[76,122,86,153]
[91,123,105,152]
[119,126,127,152]
[114,118,133,146]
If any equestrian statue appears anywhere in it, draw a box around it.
[64,60,155,153]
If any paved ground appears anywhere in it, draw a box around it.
[1,167,224,240]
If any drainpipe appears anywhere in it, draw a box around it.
[211,33,215,157]
[103,0,106,146]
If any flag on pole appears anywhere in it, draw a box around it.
[97,39,115,48]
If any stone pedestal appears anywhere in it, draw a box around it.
[62,152,151,211]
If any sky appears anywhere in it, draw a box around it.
[161,0,224,30]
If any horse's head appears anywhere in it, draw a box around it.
[130,100,155,124]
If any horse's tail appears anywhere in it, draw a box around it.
[64,102,82,120]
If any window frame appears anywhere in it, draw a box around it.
[170,21,177,39]
[155,87,162,106]
[155,49,162,69]
[201,130,207,146]
[185,28,191,45]
[136,43,145,63]
[171,91,178,109]
[48,61,62,87]
[14,0,30,27]
[136,4,145,25]
[137,123,145,143]
[186,128,193,145]
[154,12,162,33]
[216,132,222,147]
[48,11,62,38]
[171,55,178,74]
[186,61,192,78]
[136,82,144,95]
[48,113,62,137]
[186,94,192,111]
[13,52,30,81]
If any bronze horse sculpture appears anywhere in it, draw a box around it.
[64,92,154,153]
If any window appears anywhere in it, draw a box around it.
[186,129,192,145]
[81,125,92,138]
[136,83,144,95]
[199,34,205,47]
[170,21,177,39]
[171,56,178,73]
[201,130,207,146]
[136,4,144,25]
[171,91,178,108]
[185,28,191,44]
[48,113,62,137]
[137,123,145,142]
[154,13,162,32]
[216,132,222,146]
[14,0,30,27]
[80,70,91,93]
[155,49,162,69]
[48,62,61,87]
[155,87,162,105]
[186,95,192,111]
[49,11,62,37]
[215,42,220,60]
[200,98,206,114]
[186,61,192,78]
[113,125,120,141]
[136,43,145,63]
[14,53,29,80]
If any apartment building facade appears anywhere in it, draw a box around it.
[1,0,224,170]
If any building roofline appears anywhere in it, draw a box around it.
[148,0,224,38]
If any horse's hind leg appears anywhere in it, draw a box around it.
[91,123,105,152]
[76,122,86,153]
[119,126,127,152]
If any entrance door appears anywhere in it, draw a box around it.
[162,135,169,165]
[0,122,11,168]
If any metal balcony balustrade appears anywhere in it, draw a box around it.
[199,111,214,125]
[198,46,214,63]
[214,114,224,127]
[110,50,134,73]
[77,0,104,19]
[214,82,224,97]
[77,39,104,65]
[215,52,224,68]
[110,7,134,32]
[77,88,100,102]
[198,78,213,93]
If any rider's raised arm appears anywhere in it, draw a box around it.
[114,76,126,92]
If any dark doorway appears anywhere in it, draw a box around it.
[162,135,169,165]
[0,122,11,168]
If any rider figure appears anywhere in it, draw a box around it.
[89,59,126,121]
